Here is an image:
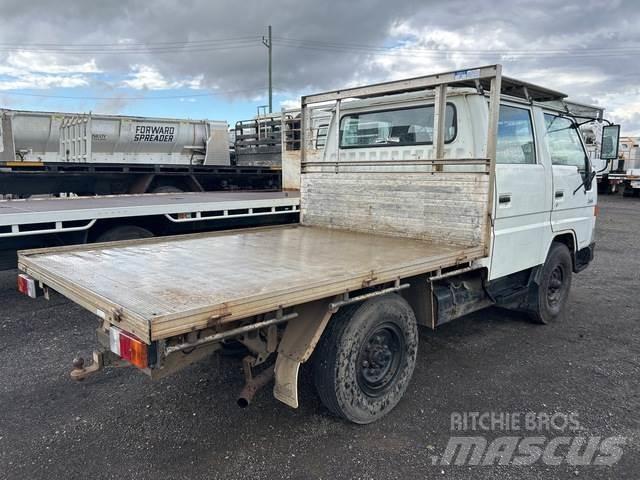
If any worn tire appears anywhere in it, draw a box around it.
[529,242,573,324]
[95,225,154,243]
[313,294,418,424]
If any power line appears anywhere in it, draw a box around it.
[0,37,262,54]
[0,35,260,48]
[0,86,276,101]
[272,37,640,58]
[4,33,640,58]
[273,36,640,54]
[275,41,640,59]
[5,33,640,55]
[0,43,260,55]
[2,32,640,57]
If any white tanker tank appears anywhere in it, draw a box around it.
[0,108,230,165]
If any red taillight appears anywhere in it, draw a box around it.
[594,205,600,217]
[119,333,133,361]
[109,326,148,369]
[17,274,37,298]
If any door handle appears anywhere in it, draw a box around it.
[498,194,511,204]
[555,191,564,199]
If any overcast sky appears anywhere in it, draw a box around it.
[0,0,639,133]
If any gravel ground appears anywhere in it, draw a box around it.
[0,195,638,479]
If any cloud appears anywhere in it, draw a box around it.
[121,65,203,90]
[0,51,98,90]
[0,73,89,90]
[280,98,300,110]
[3,51,101,75]
[0,0,638,132]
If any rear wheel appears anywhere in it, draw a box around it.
[313,294,418,424]
[151,185,183,194]
[528,242,572,324]
[95,225,154,243]
[622,184,639,197]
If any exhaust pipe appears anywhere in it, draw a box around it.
[237,365,275,408]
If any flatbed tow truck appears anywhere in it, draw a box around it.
[18,65,609,423]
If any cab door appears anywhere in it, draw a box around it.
[543,114,596,250]
[490,103,550,280]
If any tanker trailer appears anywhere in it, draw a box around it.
[0,109,279,196]
[1,109,229,165]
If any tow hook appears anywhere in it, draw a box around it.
[70,350,126,381]
[71,351,105,381]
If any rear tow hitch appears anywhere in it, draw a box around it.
[70,350,125,381]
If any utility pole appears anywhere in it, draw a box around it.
[262,25,273,113]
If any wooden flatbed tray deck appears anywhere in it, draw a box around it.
[18,225,485,343]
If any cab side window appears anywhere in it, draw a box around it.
[339,104,456,148]
[496,105,536,164]
[544,114,587,170]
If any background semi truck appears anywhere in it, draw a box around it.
[18,65,614,423]
[0,108,279,196]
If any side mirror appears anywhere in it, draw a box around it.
[600,124,621,160]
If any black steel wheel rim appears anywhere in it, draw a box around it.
[547,264,565,307]
[356,322,405,398]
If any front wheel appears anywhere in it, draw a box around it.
[313,294,418,424]
[528,242,573,324]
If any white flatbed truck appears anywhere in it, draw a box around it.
[18,65,613,423]
[0,191,299,269]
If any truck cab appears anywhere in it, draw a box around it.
[313,84,598,285]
